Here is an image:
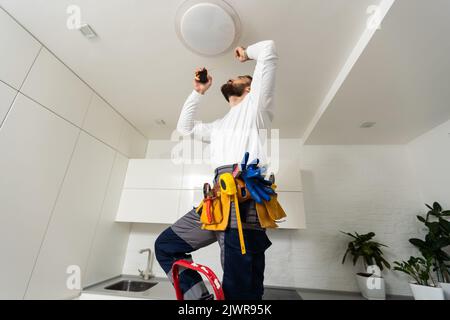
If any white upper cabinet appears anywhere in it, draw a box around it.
[116,189,181,224]
[181,163,214,190]
[82,93,124,149]
[267,140,303,192]
[276,192,306,229]
[0,81,17,124]
[178,189,204,217]
[117,122,147,158]
[116,159,306,229]
[21,48,92,127]
[124,159,183,189]
[0,8,41,89]
[272,156,303,192]
[0,94,79,299]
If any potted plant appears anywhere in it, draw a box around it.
[394,256,444,300]
[410,202,450,299]
[341,231,391,300]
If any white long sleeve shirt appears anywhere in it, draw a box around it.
[177,40,278,169]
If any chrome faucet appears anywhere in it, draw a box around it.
[138,248,154,280]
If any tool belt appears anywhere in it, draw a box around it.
[195,171,287,255]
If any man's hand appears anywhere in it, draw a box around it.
[193,67,212,95]
[234,47,249,63]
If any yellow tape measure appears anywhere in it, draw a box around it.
[219,173,246,255]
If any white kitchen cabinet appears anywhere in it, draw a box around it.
[82,94,124,150]
[116,189,181,224]
[21,48,93,127]
[0,8,41,89]
[84,153,131,287]
[270,158,303,192]
[0,94,79,299]
[124,159,183,189]
[178,189,204,217]
[117,122,147,158]
[25,132,116,300]
[181,163,214,189]
[276,192,306,229]
[116,159,306,229]
[0,81,17,124]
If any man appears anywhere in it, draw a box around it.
[155,40,278,300]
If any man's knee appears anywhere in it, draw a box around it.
[154,227,171,262]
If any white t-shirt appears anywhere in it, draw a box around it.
[176,41,278,169]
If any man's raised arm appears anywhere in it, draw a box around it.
[176,69,214,140]
[238,41,278,120]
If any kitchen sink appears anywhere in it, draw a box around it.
[105,280,158,292]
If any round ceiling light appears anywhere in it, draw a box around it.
[175,0,241,56]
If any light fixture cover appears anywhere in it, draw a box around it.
[175,0,241,56]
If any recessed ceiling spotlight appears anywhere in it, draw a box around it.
[175,0,241,56]
[155,119,167,126]
[360,122,376,128]
[78,23,97,39]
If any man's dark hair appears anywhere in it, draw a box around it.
[221,75,253,102]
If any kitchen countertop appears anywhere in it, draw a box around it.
[81,275,412,300]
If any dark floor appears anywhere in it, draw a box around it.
[263,288,302,300]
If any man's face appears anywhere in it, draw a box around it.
[221,76,252,103]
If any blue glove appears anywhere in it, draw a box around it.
[239,152,275,204]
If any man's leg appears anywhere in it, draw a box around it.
[155,208,217,300]
[218,228,272,300]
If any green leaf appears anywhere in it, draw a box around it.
[434,202,442,212]
[409,238,427,249]
[417,215,426,223]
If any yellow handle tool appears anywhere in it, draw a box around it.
[219,173,246,255]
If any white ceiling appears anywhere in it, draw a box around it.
[306,0,450,144]
[0,0,379,139]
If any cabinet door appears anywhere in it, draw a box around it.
[0,8,41,89]
[276,192,306,229]
[267,157,303,192]
[178,189,204,218]
[117,122,147,158]
[82,94,124,150]
[21,49,92,127]
[181,163,214,190]
[0,94,79,299]
[25,132,116,300]
[124,159,183,189]
[116,189,180,224]
[0,81,16,124]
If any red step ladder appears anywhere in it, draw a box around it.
[172,260,225,300]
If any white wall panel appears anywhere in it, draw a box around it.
[0,94,79,299]
[118,122,147,158]
[0,81,17,124]
[21,48,92,127]
[25,132,115,299]
[0,8,41,89]
[82,94,124,149]
[84,153,131,286]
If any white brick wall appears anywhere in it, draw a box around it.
[266,145,422,295]
[408,119,450,209]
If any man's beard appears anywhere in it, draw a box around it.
[221,83,248,102]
